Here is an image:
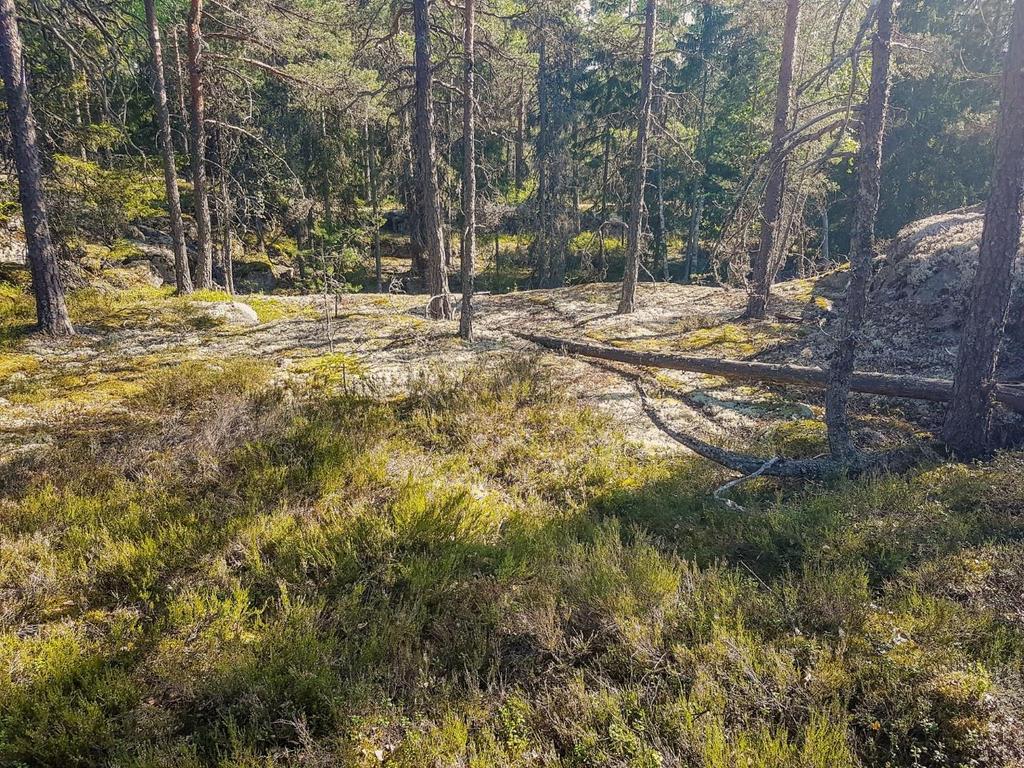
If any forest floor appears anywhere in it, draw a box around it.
[2,274,1023,767]
[0,272,931,463]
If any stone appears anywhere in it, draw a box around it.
[122,240,176,284]
[0,214,27,265]
[193,301,260,326]
[234,261,277,294]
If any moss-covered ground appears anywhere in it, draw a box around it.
[1,279,1022,767]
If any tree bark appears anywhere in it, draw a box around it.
[824,0,897,461]
[598,118,612,278]
[652,154,667,281]
[0,0,73,335]
[367,123,383,293]
[170,26,190,162]
[944,0,1024,457]
[186,0,214,289]
[819,205,830,267]
[460,0,476,340]
[144,0,193,295]
[518,333,1024,413]
[618,0,658,314]
[413,0,452,318]
[514,80,526,190]
[745,0,800,319]
[218,134,234,294]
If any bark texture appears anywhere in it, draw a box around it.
[745,0,800,319]
[943,0,1024,458]
[514,82,526,190]
[618,0,658,314]
[824,0,897,461]
[186,0,214,289]
[0,0,73,335]
[459,0,476,340]
[144,0,193,295]
[519,333,1024,413]
[413,0,453,318]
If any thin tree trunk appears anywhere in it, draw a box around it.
[171,26,190,161]
[598,121,611,277]
[514,81,526,189]
[824,0,897,461]
[745,0,800,319]
[413,0,452,318]
[218,135,234,294]
[0,0,72,335]
[186,0,214,289]
[820,205,830,268]
[653,155,667,280]
[460,0,476,340]
[619,0,658,314]
[68,57,87,160]
[144,0,193,295]
[944,0,1024,457]
[686,52,710,283]
[535,35,550,284]
[367,123,383,293]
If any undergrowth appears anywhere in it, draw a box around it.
[1,355,1022,767]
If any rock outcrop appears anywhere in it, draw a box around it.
[868,205,1024,377]
[872,205,1023,332]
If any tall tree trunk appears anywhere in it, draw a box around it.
[68,57,87,160]
[820,205,830,268]
[654,155,667,280]
[398,93,426,278]
[598,118,611,277]
[144,0,193,295]
[218,133,234,295]
[685,42,711,283]
[944,0,1024,457]
[413,0,452,318]
[618,0,658,315]
[824,0,897,461]
[0,0,72,335]
[367,123,383,293]
[514,81,526,189]
[171,26,190,161]
[186,0,214,289]
[460,0,477,340]
[535,35,550,284]
[745,0,800,319]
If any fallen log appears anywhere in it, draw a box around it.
[518,332,1024,413]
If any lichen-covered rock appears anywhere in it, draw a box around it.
[122,240,177,284]
[866,205,1024,379]
[193,301,260,326]
[871,205,1024,331]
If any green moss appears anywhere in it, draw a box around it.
[0,352,38,379]
[289,351,365,389]
[2,355,1022,767]
[244,296,318,323]
[766,419,828,458]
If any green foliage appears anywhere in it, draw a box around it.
[47,156,166,244]
[2,351,1023,766]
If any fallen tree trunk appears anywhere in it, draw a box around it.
[518,333,1024,413]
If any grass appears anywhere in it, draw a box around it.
[2,349,1023,767]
